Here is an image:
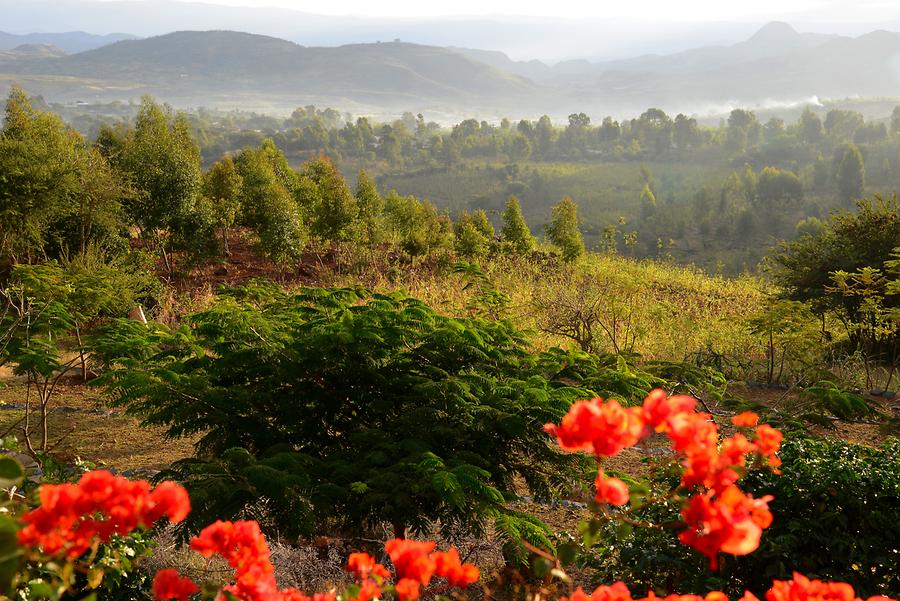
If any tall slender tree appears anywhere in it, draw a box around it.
[546,197,584,262]
[834,144,866,202]
[501,197,535,255]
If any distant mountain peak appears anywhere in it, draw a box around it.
[748,21,799,43]
[0,43,67,59]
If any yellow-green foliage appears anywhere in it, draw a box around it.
[329,250,769,362]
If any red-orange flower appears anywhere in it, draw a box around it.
[755,425,783,470]
[642,389,696,432]
[394,578,422,601]
[591,582,635,601]
[732,412,760,427]
[146,481,192,524]
[345,552,391,582]
[679,486,773,568]
[433,547,479,587]
[595,470,631,506]
[766,572,858,601]
[561,588,594,601]
[384,539,436,585]
[545,397,644,457]
[188,519,316,601]
[18,471,189,560]
[152,569,198,601]
[350,580,382,601]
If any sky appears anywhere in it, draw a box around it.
[162,0,900,21]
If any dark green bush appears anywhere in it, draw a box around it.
[93,285,608,561]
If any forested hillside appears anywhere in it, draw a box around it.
[41,89,900,273]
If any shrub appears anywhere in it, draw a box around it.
[587,436,900,597]
[92,285,594,557]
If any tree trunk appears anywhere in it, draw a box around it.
[392,520,406,539]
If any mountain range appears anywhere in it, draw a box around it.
[0,31,137,54]
[0,0,770,63]
[1,22,900,119]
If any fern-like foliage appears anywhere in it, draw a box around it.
[92,284,615,556]
[792,380,882,421]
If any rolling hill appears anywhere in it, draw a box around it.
[0,30,540,114]
[0,44,67,61]
[0,31,136,53]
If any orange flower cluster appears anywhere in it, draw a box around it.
[378,539,479,600]
[545,389,783,567]
[161,519,330,601]
[595,469,631,506]
[14,469,477,601]
[18,470,190,559]
[757,572,894,601]
[343,541,480,601]
[152,569,199,601]
[560,573,895,601]
[151,526,478,601]
[345,552,391,582]
[12,464,895,601]
[678,485,773,562]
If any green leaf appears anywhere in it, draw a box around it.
[0,457,24,489]
[531,557,553,578]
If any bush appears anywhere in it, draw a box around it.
[92,285,597,558]
[587,436,900,597]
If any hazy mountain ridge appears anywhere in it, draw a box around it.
[0,0,777,63]
[0,44,68,61]
[2,23,900,118]
[0,31,137,53]
[454,22,900,114]
[0,31,539,113]
[453,22,841,81]
[583,27,900,112]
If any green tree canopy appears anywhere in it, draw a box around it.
[546,196,584,262]
[799,108,823,144]
[454,210,492,260]
[383,192,453,257]
[202,155,243,254]
[756,167,803,207]
[771,195,900,349]
[354,170,384,245]
[109,96,218,266]
[301,156,359,242]
[833,143,865,202]
[0,87,127,263]
[234,141,305,261]
[501,196,535,255]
